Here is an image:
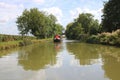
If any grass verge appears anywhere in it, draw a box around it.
[0,38,52,51]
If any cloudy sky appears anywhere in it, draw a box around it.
[0,0,107,35]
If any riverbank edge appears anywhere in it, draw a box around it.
[0,38,52,51]
[66,29,120,47]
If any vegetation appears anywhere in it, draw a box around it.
[0,34,35,42]
[0,8,63,50]
[65,0,120,47]
[0,40,22,50]
[102,0,120,32]
[16,8,63,39]
[0,34,49,50]
[87,29,120,46]
[65,13,101,40]
[0,34,52,50]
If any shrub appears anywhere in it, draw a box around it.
[94,29,120,46]
[78,34,89,42]
[86,35,100,44]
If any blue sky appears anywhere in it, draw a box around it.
[0,0,107,35]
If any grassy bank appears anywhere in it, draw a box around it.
[0,34,52,50]
[0,41,21,50]
[0,38,52,50]
[0,34,35,42]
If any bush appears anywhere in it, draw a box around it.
[86,35,100,44]
[99,30,120,45]
[88,29,120,46]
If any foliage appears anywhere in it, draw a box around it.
[65,13,100,40]
[102,0,120,32]
[16,8,63,38]
[86,35,100,44]
[87,29,120,46]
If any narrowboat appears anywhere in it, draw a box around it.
[53,35,61,42]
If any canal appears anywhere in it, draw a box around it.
[0,38,120,80]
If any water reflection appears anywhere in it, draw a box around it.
[0,39,120,80]
[0,48,19,58]
[102,55,120,80]
[66,41,120,80]
[101,47,120,80]
[66,42,100,65]
[18,42,62,71]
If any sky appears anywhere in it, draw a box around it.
[0,0,107,35]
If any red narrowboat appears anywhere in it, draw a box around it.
[53,35,61,42]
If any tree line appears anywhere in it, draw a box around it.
[65,0,120,46]
[16,8,63,39]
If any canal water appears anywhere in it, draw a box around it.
[0,38,120,80]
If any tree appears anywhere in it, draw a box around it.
[16,9,30,36]
[102,0,120,32]
[89,20,101,35]
[76,13,94,34]
[47,14,57,36]
[65,13,100,40]
[29,8,46,38]
[65,22,74,39]
[54,24,64,35]
[16,8,63,38]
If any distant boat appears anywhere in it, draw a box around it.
[53,35,61,42]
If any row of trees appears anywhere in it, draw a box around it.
[16,8,63,39]
[65,13,101,40]
[66,0,120,44]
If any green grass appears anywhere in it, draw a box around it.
[0,41,22,50]
[0,38,52,50]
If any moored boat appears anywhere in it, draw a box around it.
[53,35,61,42]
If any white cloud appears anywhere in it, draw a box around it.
[0,2,24,23]
[70,7,103,22]
[0,2,24,34]
[0,2,24,9]
[33,0,45,4]
[42,7,63,24]
[70,8,82,19]
[0,17,9,24]
[0,2,15,9]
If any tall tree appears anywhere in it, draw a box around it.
[76,13,94,34]
[65,13,100,40]
[16,9,30,36]
[54,23,64,35]
[16,8,63,38]
[102,0,120,32]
